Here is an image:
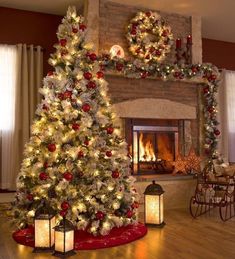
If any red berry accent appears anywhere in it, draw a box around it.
[116,63,124,71]
[95,211,105,220]
[39,172,48,181]
[131,29,137,35]
[162,30,168,37]
[72,123,80,131]
[89,53,97,61]
[61,201,70,210]
[58,93,64,100]
[208,107,214,113]
[84,139,89,146]
[106,151,112,157]
[63,172,73,181]
[43,162,48,168]
[141,71,148,79]
[131,202,139,209]
[106,127,114,134]
[60,210,68,217]
[214,129,220,136]
[27,194,34,201]
[112,170,120,179]
[126,210,134,218]
[83,72,92,80]
[78,150,84,158]
[79,24,87,31]
[59,39,67,47]
[72,27,78,33]
[145,11,151,17]
[174,72,181,78]
[47,143,56,152]
[63,90,72,99]
[203,87,209,94]
[87,81,96,89]
[47,71,54,76]
[96,71,104,79]
[82,103,91,112]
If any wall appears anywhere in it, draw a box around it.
[202,38,235,70]
[99,0,192,63]
[0,7,62,75]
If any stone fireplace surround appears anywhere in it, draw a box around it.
[105,74,199,210]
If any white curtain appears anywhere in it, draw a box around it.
[218,70,235,163]
[0,45,17,189]
[0,44,43,190]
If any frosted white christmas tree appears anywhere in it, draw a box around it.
[13,7,139,236]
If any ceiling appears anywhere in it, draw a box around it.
[0,0,235,42]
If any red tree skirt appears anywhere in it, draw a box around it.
[12,223,147,250]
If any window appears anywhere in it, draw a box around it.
[0,45,17,131]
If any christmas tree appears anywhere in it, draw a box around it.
[13,7,138,236]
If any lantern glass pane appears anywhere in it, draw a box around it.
[50,217,56,246]
[65,230,74,252]
[145,194,163,224]
[35,219,50,247]
[55,231,64,253]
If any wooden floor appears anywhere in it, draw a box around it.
[0,207,234,259]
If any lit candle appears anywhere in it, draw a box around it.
[187,35,192,44]
[176,38,182,49]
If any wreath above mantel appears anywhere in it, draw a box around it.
[126,11,174,63]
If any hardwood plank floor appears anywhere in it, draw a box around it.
[0,207,234,259]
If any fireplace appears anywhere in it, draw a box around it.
[124,119,192,175]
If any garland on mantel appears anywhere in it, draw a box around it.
[98,54,221,164]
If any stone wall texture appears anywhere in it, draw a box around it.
[99,0,192,63]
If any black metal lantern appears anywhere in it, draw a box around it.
[144,180,165,227]
[33,202,56,252]
[53,217,76,258]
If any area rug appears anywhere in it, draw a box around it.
[12,222,147,250]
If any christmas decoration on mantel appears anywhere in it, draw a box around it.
[12,6,145,249]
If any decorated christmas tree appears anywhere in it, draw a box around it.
[13,7,138,236]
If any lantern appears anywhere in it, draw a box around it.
[144,180,165,227]
[53,217,76,257]
[33,202,56,252]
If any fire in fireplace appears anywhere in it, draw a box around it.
[125,119,184,175]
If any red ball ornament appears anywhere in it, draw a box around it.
[174,72,180,78]
[96,71,104,79]
[141,71,148,79]
[27,194,34,201]
[106,126,114,134]
[39,172,48,181]
[78,150,84,158]
[106,151,112,157]
[63,90,72,99]
[79,24,87,31]
[116,63,124,71]
[42,104,49,111]
[47,143,56,152]
[89,53,97,61]
[131,202,139,209]
[112,170,120,179]
[72,123,80,131]
[162,30,168,37]
[82,103,91,112]
[63,172,73,181]
[60,210,68,217]
[95,211,105,220]
[87,81,96,89]
[72,27,78,33]
[131,29,137,35]
[156,50,161,56]
[59,39,67,47]
[203,87,209,94]
[126,210,134,218]
[58,93,64,100]
[47,71,54,76]
[83,72,92,80]
[61,201,70,211]
[145,11,151,17]
[214,129,220,136]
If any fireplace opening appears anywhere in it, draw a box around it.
[130,125,178,174]
[124,118,194,175]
